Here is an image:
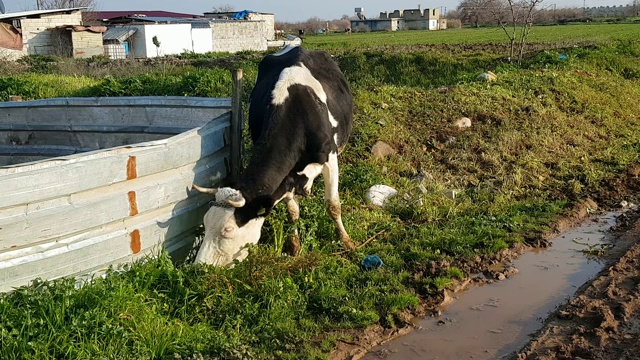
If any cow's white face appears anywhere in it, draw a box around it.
[193,186,265,267]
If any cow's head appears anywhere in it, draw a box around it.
[191,184,271,267]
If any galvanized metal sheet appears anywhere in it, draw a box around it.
[0,96,238,292]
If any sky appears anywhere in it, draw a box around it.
[3,0,631,22]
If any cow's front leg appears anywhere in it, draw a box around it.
[283,191,302,256]
[322,152,355,250]
[297,163,323,196]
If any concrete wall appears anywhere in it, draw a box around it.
[21,12,83,56]
[350,19,397,32]
[204,12,275,41]
[71,31,103,58]
[378,8,441,30]
[210,21,267,53]
[191,27,213,54]
[247,13,275,40]
[129,23,193,58]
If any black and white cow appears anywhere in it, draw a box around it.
[192,45,354,266]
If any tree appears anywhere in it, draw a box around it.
[456,0,494,27]
[211,4,235,13]
[629,0,640,16]
[152,35,161,57]
[489,0,543,64]
[37,0,95,10]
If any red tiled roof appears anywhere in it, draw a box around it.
[84,11,201,20]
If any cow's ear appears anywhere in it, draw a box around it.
[215,187,246,207]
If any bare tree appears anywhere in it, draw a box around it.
[489,0,543,64]
[37,0,95,10]
[456,0,495,27]
[211,4,236,13]
[629,0,640,16]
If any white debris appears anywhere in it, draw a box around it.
[441,189,462,200]
[366,185,398,207]
[454,117,472,129]
[477,71,497,82]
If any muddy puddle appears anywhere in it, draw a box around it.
[365,212,620,360]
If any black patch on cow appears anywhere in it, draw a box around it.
[233,195,275,227]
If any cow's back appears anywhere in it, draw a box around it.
[248,46,353,148]
[248,46,303,143]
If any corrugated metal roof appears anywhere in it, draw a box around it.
[0,7,83,20]
[127,16,196,23]
[103,27,137,42]
[85,10,201,20]
[125,17,213,28]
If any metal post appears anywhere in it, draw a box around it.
[230,69,244,184]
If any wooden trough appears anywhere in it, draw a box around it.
[0,72,244,292]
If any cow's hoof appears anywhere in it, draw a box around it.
[283,233,301,256]
[342,236,356,251]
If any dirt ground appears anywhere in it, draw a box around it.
[512,209,640,360]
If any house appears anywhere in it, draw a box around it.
[381,7,442,30]
[351,6,445,32]
[103,17,214,58]
[350,18,402,32]
[203,10,275,40]
[0,8,104,60]
[100,10,274,59]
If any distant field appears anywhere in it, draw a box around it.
[304,23,640,51]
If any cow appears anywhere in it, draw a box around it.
[191,45,354,266]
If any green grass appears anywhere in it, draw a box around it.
[304,23,640,51]
[1,29,640,359]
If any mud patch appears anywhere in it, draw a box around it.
[363,212,621,360]
[513,213,640,360]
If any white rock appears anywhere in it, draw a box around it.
[454,117,472,129]
[477,71,497,82]
[366,185,398,207]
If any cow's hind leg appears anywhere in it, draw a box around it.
[283,191,302,256]
[322,152,355,250]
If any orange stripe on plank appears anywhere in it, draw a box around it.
[127,156,137,180]
[128,191,138,216]
[130,229,141,254]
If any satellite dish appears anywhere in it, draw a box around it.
[0,0,5,14]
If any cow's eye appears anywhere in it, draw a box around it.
[222,226,235,238]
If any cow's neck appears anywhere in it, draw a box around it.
[236,136,300,203]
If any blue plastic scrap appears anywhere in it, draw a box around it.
[231,10,254,19]
[558,54,568,60]
[361,255,384,271]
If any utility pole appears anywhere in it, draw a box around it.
[36,0,40,10]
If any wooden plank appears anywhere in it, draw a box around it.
[0,113,230,208]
